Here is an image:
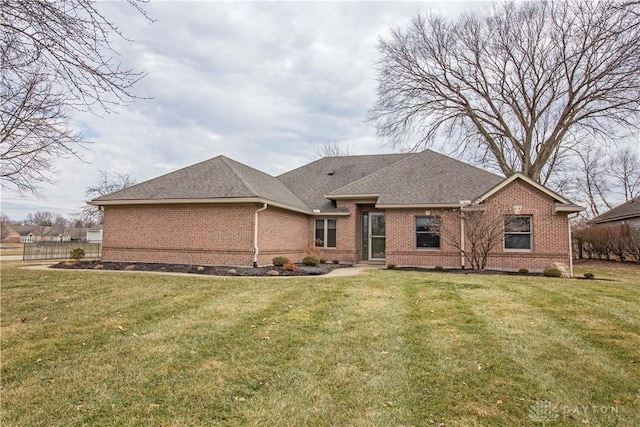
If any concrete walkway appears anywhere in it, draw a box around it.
[0,255,24,261]
[20,263,379,279]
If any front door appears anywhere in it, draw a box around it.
[369,213,386,260]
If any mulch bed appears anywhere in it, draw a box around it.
[50,260,352,277]
[394,266,543,276]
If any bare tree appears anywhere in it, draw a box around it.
[571,144,613,217]
[1,0,150,195]
[0,211,12,241]
[77,170,136,224]
[608,147,640,201]
[370,0,640,185]
[443,206,506,270]
[25,211,67,241]
[313,141,355,159]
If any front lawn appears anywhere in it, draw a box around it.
[1,262,639,426]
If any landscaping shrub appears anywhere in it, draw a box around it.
[69,248,85,261]
[386,263,397,270]
[518,268,529,274]
[434,265,444,271]
[319,258,327,264]
[543,267,562,277]
[332,259,340,264]
[282,262,297,272]
[302,255,320,266]
[272,256,289,267]
[584,272,595,279]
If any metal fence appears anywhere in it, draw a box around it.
[23,242,101,261]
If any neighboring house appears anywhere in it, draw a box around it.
[90,150,583,274]
[5,225,92,243]
[590,197,640,228]
[5,225,38,243]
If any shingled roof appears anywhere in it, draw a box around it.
[591,197,640,224]
[92,156,310,213]
[327,150,503,206]
[277,153,412,211]
[93,150,581,213]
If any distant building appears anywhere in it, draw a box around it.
[591,197,640,228]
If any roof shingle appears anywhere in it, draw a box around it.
[94,156,310,212]
[277,153,412,211]
[328,150,503,206]
[591,197,640,224]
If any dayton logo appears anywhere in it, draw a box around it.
[528,400,560,426]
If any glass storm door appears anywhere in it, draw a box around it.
[369,213,386,260]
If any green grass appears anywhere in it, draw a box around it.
[1,261,639,426]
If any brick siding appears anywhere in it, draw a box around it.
[101,180,572,272]
[256,206,309,265]
[385,180,571,272]
[103,204,258,266]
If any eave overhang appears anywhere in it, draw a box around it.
[554,203,585,214]
[88,197,352,217]
[375,203,462,209]
[590,213,639,224]
[324,193,379,201]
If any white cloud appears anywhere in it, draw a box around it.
[3,1,486,220]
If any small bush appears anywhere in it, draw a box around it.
[319,258,327,264]
[69,247,85,261]
[302,255,320,266]
[543,267,562,278]
[282,261,297,272]
[583,272,595,279]
[332,259,340,264]
[272,256,289,267]
[518,268,529,274]
[434,265,444,271]
[386,263,397,270]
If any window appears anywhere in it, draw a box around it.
[504,216,532,250]
[416,216,440,248]
[315,219,336,248]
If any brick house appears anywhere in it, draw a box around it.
[91,150,583,274]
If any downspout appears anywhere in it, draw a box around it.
[253,203,268,267]
[568,213,577,278]
[460,209,466,269]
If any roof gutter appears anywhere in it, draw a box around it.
[253,203,268,267]
[375,203,462,209]
[89,197,312,216]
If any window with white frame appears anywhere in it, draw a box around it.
[416,216,440,249]
[504,216,532,250]
[315,219,336,248]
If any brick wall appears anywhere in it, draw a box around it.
[102,204,258,266]
[256,206,309,265]
[482,180,570,271]
[384,180,572,272]
[386,208,463,268]
[101,179,572,272]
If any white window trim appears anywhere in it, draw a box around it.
[503,215,533,252]
[416,216,441,250]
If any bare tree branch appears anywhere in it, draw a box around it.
[0,0,151,195]
[370,0,640,184]
[313,141,355,159]
[75,169,136,224]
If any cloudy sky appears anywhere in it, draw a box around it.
[2,1,488,221]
